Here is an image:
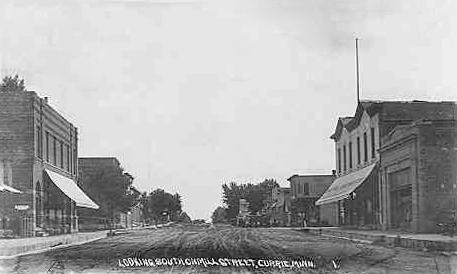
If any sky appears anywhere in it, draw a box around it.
[0,0,456,220]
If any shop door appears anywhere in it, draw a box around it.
[390,187,412,229]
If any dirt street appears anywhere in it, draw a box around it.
[0,224,455,274]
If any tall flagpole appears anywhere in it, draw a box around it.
[355,38,360,104]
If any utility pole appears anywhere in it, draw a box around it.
[355,38,360,104]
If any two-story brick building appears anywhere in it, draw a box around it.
[316,100,457,229]
[0,91,98,237]
[288,174,335,226]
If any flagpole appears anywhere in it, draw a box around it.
[355,38,360,104]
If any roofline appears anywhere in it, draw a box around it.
[78,157,121,167]
[331,100,457,141]
[28,91,78,129]
[287,174,336,181]
[78,157,119,160]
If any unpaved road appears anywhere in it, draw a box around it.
[0,224,455,273]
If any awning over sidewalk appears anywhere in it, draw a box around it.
[0,184,21,193]
[45,169,99,209]
[315,163,377,206]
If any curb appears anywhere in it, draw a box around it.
[306,228,457,252]
[0,231,109,259]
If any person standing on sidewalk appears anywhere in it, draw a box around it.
[303,214,308,228]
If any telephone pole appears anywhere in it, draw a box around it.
[355,38,360,104]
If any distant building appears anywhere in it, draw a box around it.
[130,203,143,226]
[380,119,457,232]
[238,199,250,217]
[269,187,291,226]
[236,199,250,226]
[288,174,335,226]
[0,91,98,237]
[317,100,457,230]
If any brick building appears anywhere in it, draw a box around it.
[0,91,98,237]
[380,119,457,232]
[317,100,457,230]
[288,174,335,226]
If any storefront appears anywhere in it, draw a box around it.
[36,169,99,235]
[388,168,412,230]
[379,120,457,233]
[316,164,379,228]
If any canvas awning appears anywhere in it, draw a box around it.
[45,169,99,209]
[315,164,377,206]
[0,184,21,193]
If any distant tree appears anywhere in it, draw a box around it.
[0,74,26,92]
[221,179,280,219]
[146,189,182,224]
[211,206,228,223]
[79,166,138,225]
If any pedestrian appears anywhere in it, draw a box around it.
[303,214,308,228]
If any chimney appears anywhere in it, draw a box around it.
[44,97,48,104]
[332,169,336,176]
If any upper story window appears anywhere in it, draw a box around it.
[343,144,347,171]
[337,148,342,173]
[363,132,368,162]
[349,141,353,169]
[52,136,57,166]
[73,149,78,174]
[69,148,72,174]
[371,127,376,159]
[303,183,309,195]
[66,145,70,172]
[60,140,64,168]
[356,136,361,165]
[45,132,50,162]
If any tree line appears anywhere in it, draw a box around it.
[139,188,191,224]
[211,179,279,223]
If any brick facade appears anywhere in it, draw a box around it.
[0,91,80,237]
[327,100,457,230]
[380,120,457,233]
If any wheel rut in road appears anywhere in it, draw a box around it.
[2,225,453,274]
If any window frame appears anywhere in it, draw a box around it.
[343,144,347,171]
[356,136,361,165]
[371,127,376,159]
[45,132,50,162]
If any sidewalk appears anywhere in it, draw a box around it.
[300,227,457,252]
[0,230,109,258]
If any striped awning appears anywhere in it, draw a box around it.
[315,164,377,206]
[45,169,99,209]
[0,184,21,193]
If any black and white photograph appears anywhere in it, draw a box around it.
[0,0,456,273]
